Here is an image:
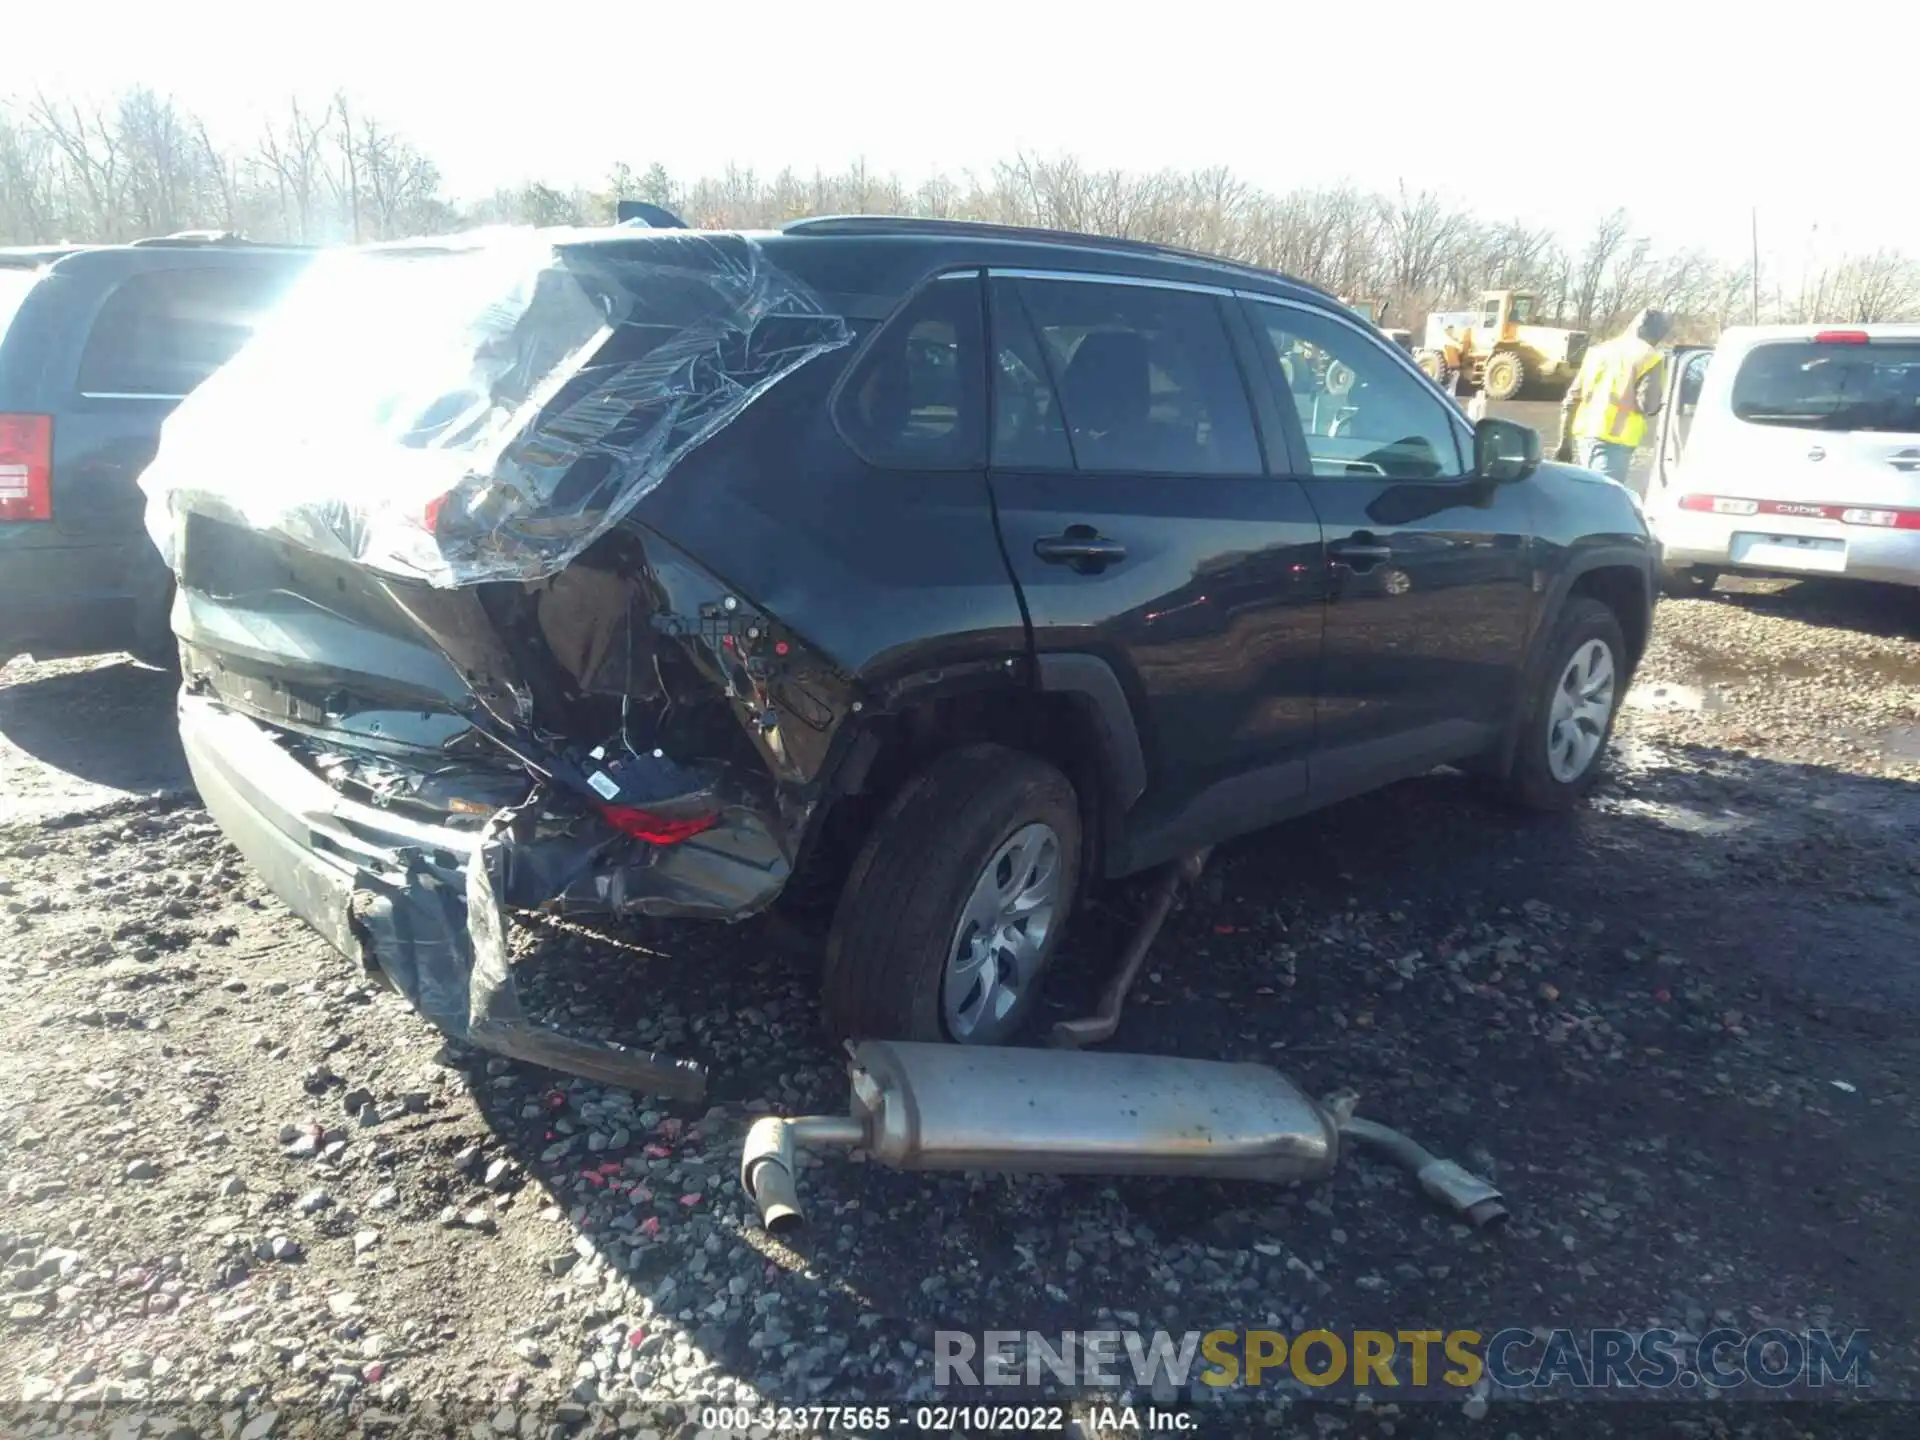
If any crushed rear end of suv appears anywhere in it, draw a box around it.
[146,227,855,1098]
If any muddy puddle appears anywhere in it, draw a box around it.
[1625,681,1722,714]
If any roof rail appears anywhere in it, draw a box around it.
[0,244,86,268]
[780,214,1323,294]
[128,230,257,247]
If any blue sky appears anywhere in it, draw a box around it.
[17,0,1917,270]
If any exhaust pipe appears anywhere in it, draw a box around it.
[740,1042,1506,1237]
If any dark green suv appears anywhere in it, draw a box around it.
[152,217,1657,1094]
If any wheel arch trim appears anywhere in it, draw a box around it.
[1494,545,1654,777]
[1034,652,1148,811]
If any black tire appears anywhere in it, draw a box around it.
[1416,351,1449,385]
[1660,564,1718,599]
[821,744,1082,1045]
[1483,349,1528,401]
[1502,596,1628,811]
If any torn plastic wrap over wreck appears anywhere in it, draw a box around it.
[141,226,851,588]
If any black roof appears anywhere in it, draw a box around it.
[0,244,88,269]
[778,214,1332,303]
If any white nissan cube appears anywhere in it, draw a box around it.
[1645,325,1920,595]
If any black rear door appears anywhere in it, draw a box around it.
[984,271,1327,872]
[1240,294,1535,802]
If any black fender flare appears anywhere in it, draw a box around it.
[1493,544,1656,777]
[1035,653,1148,812]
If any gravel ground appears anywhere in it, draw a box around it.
[1,576,1917,1439]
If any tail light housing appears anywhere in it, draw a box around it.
[1679,493,1920,529]
[1840,507,1920,530]
[1813,330,1871,345]
[1678,494,1758,516]
[0,412,52,522]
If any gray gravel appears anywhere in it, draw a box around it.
[0,576,1916,1438]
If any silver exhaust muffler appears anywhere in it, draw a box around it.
[740,1041,1506,1237]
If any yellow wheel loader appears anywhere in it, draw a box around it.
[1414,290,1588,400]
[1340,296,1415,351]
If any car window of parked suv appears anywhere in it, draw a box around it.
[75,265,303,399]
[835,271,986,469]
[1731,339,1920,434]
[1012,277,1262,477]
[1247,300,1465,480]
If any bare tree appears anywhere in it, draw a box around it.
[1379,184,1464,297]
[257,99,332,242]
[1827,251,1920,324]
[1571,209,1631,330]
[2,87,1912,338]
[28,95,124,239]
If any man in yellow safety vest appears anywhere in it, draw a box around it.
[1553,308,1673,484]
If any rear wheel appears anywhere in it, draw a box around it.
[1483,350,1528,401]
[1501,597,1627,810]
[822,744,1082,1045]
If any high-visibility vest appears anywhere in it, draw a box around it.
[1570,337,1663,448]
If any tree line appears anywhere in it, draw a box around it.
[5,88,1916,339]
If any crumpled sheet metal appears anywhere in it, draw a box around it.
[141,225,850,588]
[357,809,708,1100]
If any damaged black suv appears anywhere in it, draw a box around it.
[147,217,1655,1096]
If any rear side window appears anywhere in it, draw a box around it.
[988,279,1073,469]
[835,272,985,469]
[1013,278,1262,476]
[1731,340,1920,434]
[76,265,301,399]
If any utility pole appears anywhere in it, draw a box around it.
[1750,207,1761,323]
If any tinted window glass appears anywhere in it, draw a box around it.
[1731,340,1920,434]
[1015,278,1262,476]
[77,265,302,397]
[836,273,985,468]
[988,279,1072,469]
[1248,301,1465,479]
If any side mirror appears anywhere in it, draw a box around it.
[1473,417,1541,483]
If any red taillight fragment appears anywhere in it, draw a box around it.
[1813,330,1871,345]
[596,803,720,846]
[0,412,52,522]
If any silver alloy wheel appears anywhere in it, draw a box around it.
[1547,637,1617,783]
[943,821,1062,1043]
